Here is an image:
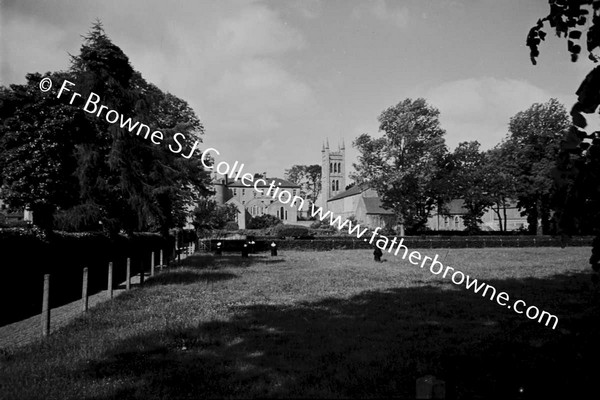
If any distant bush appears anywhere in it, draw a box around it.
[309,228,337,236]
[310,220,336,230]
[247,214,283,229]
[236,228,270,236]
[272,224,311,238]
[381,226,396,236]
[224,221,239,231]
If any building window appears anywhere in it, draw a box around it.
[338,163,341,172]
[454,216,460,225]
[444,217,449,225]
[285,210,288,220]
[233,189,237,196]
[293,189,296,196]
[242,189,245,196]
[281,206,285,220]
[330,163,333,173]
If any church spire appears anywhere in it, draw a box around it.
[341,138,345,150]
[326,138,329,149]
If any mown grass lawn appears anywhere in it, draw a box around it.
[1,247,599,399]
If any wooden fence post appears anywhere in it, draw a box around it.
[160,249,164,271]
[126,257,131,290]
[151,251,155,277]
[139,257,145,286]
[82,267,89,312]
[41,274,50,337]
[108,262,113,299]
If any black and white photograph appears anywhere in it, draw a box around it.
[1,0,599,398]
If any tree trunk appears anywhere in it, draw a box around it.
[502,199,507,231]
[492,204,503,232]
[31,203,55,232]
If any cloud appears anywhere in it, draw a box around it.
[210,59,312,131]
[214,4,305,58]
[426,77,575,150]
[0,14,71,85]
[352,0,409,28]
[287,0,322,19]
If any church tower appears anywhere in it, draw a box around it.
[321,138,345,210]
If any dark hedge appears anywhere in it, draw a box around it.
[202,235,593,253]
[0,229,176,326]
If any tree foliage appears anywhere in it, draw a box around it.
[446,141,494,232]
[192,199,238,233]
[352,98,447,233]
[0,72,91,229]
[498,99,570,234]
[484,147,519,232]
[527,0,600,64]
[528,1,600,276]
[247,214,283,229]
[0,22,211,235]
[284,164,321,203]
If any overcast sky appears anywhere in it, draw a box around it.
[1,0,597,178]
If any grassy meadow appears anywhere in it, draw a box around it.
[0,247,598,399]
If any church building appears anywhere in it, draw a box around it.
[316,139,396,229]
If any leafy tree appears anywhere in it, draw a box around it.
[484,147,518,232]
[528,0,600,276]
[497,99,570,235]
[284,164,321,202]
[447,141,494,232]
[427,151,458,226]
[192,199,238,233]
[0,72,92,230]
[352,98,447,234]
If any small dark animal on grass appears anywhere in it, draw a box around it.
[373,247,383,262]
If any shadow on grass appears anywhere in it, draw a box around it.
[76,270,600,399]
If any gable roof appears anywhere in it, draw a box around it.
[327,184,368,202]
[362,197,394,215]
[227,177,300,188]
